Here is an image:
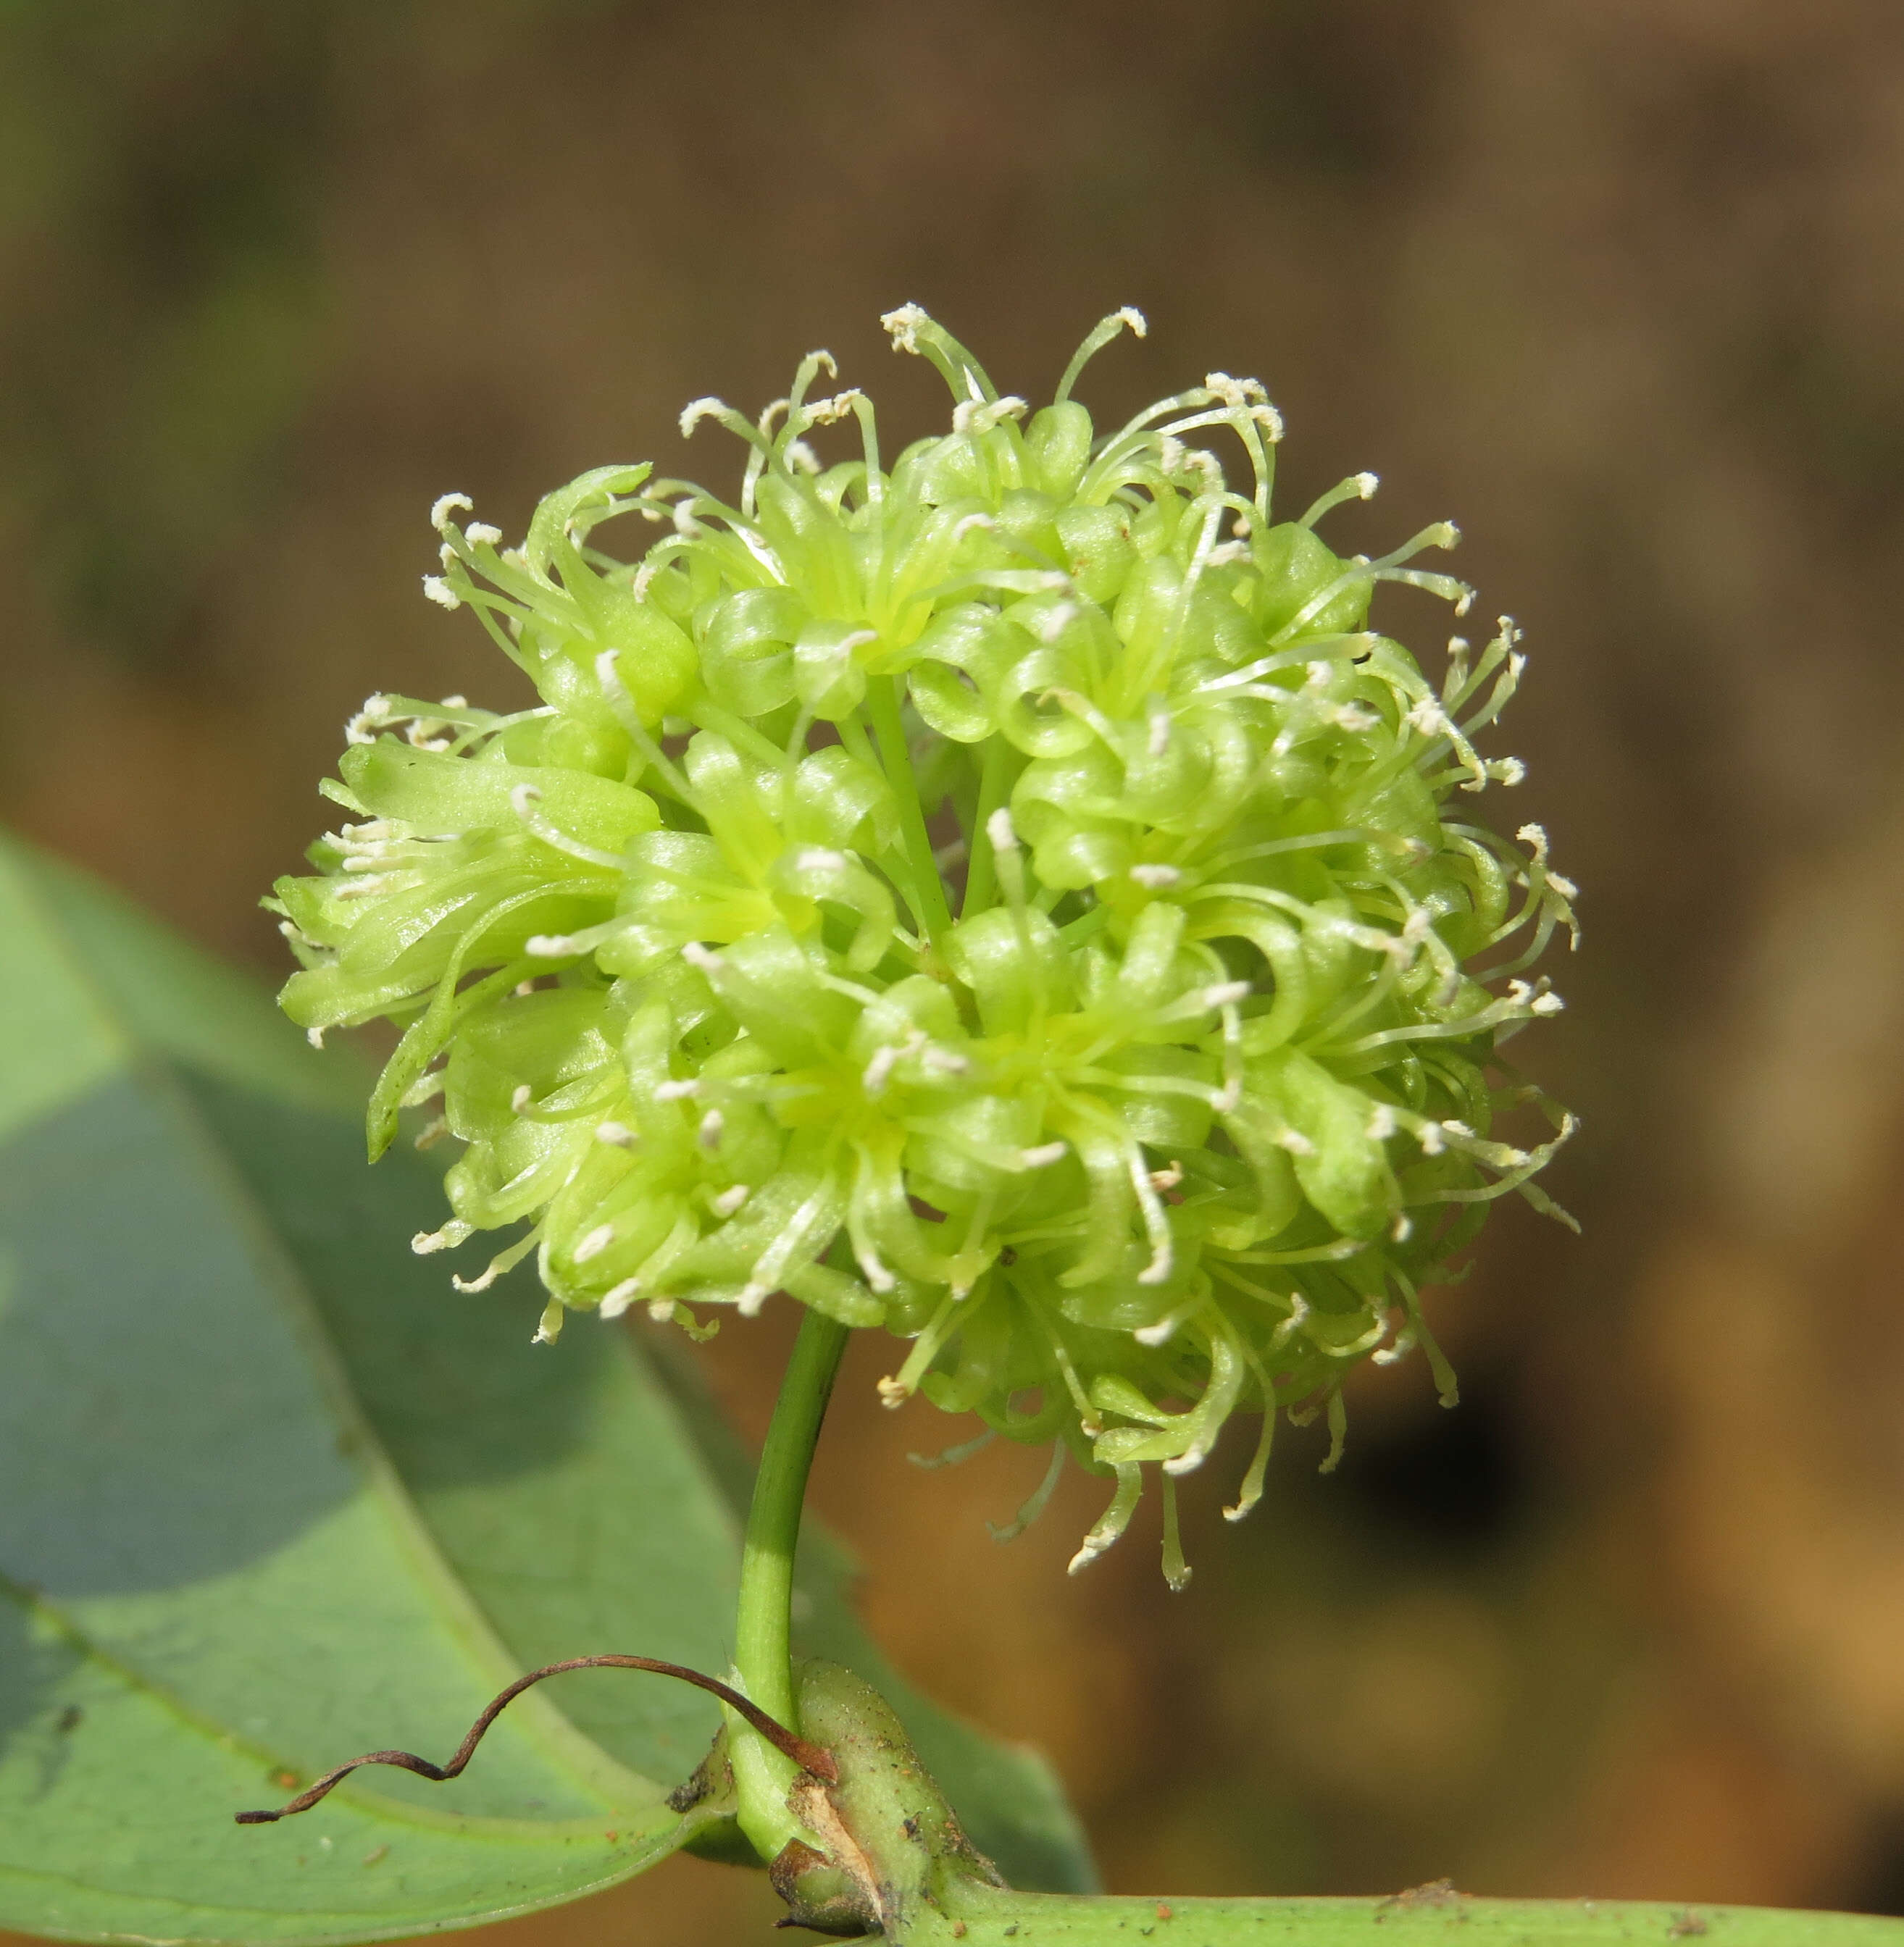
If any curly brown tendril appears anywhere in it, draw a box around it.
[233,1653,838,1822]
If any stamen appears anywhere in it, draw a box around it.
[908,1428,997,1470]
[1067,1464,1143,1575]
[412,1220,473,1255]
[509,784,624,870]
[599,1278,642,1319]
[988,1444,1066,1544]
[572,1224,615,1263]
[1298,472,1379,528]
[1054,306,1147,404]
[1160,1475,1192,1591]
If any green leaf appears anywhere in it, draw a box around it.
[0,834,1090,1943]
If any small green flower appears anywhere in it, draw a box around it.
[270,306,1577,1583]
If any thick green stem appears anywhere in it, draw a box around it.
[864,675,953,942]
[728,1305,851,1862]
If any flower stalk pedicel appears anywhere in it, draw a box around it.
[271,306,1577,1589]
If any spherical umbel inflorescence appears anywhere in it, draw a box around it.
[270,306,1577,1586]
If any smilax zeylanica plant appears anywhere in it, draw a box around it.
[270,305,1576,1586]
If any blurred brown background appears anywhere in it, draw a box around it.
[6,0,1904,1938]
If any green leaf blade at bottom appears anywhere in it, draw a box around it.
[0,833,1095,1943]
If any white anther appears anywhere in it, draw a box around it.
[653,1079,699,1102]
[1276,1129,1317,1158]
[920,1046,970,1076]
[863,1031,924,1097]
[1442,1118,1476,1138]
[951,512,996,542]
[646,1297,674,1323]
[1367,1103,1398,1140]
[803,387,867,427]
[951,395,1028,435]
[596,1121,636,1147]
[986,807,1018,853]
[1148,704,1172,758]
[1491,758,1527,787]
[511,1085,534,1113]
[738,1282,771,1318]
[1066,1541,1106,1576]
[1129,863,1182,889]
[698,1108,725,1150]
[1530,992,1565,1016]
[462,524,501,548]
[711,1184,751,1218]
[1203,541,1251,568]
[305,1024,326,1048]
[573,1224,614,1264]
[1019,1141,1069,1168]
[430,493,472,529]
[1036,601,1079,643]
[881,303,930,350]
[1115,306,1148,337]
[1333,703,1379,732]
[1547,869,1578,898]
[1137,1239,1174,1286]
[1203,372,1266,408]
[1417,1124,1446,1156]
[412,1220,472,1255]
[509,782,543,817]
[681,941,726,975]
[1149,1161,1185,1191]
[678,396,728,436]
[526,934,580,957]
[1406,698,1455,737]
[876,1374,911,1409]
[451,1262,504,1293]
[1134,1316,1181,1347]
[796,846,851,872]
[853,1240,898,1294]
[1390,1213,1414,1243]
[422,575,461,609]
[1202,981,1252,1008]
[599,1278,641,1319]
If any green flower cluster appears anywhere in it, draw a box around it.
[271,307,1575,1582]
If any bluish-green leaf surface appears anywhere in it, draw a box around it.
[0,834,1091,1943]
